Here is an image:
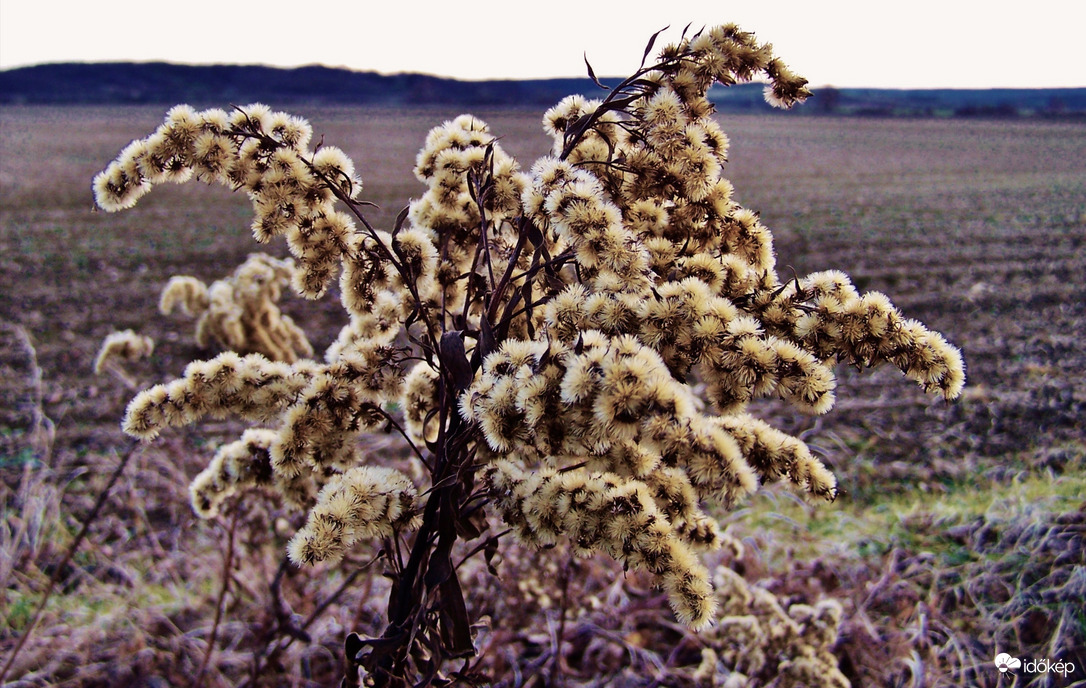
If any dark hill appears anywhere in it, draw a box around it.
[2,62,1084,118]
[0,62,620,108]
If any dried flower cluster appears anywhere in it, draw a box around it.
[93,329,155,388]
[159,253,313,362]
[94,22,964,683]
[470,543,848,687]
[94,329,155,375]
[696,566,849,687]
[93,101,359,300]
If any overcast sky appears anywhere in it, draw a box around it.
[1,0,1083,89]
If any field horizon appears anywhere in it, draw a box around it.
[3,63,1085,118]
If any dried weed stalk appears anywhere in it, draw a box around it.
[91,23,964,686]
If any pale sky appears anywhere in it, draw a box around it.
[1,0,1083,89]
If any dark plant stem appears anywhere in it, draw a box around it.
[549,552,575,688]
[242,554,384,688]
[191,506,239,688]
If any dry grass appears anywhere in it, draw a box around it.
[1,106,1085,685]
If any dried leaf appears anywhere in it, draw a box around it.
[584,54,609,90]
[438,570,475,657]
[642,25,670,68]
[524,219,544,249]
[392,205,410,237]
[439,330,472,392]
[478,312,496,363]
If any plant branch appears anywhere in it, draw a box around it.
[190,506,240,688]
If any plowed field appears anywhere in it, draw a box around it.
[2,107,1084,687]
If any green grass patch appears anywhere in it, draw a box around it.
[737,450,1086,566]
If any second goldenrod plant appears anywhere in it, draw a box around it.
[93,23,964,686]
[159,253,313,362]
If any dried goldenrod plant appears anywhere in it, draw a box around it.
[93,329,155,389]
[92,23,964,685]
[700,565,849,687]
[159,253,313,362]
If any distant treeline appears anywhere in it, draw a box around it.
[0,63,620,108]
[2,62,1084,118]
[797,85,1086,118]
